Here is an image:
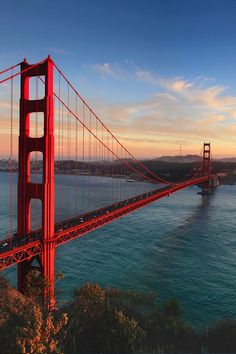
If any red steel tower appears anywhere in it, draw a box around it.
[202,142,211,195]
[17,57,55,308]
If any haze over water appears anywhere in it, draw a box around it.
[1,172,236,328]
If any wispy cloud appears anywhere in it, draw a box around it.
[195,75,215,82]
[136,70,193,92]
[136,70,161,85]
[167,79,193,92]
[89,60,137,80]
[44,48,70,56]
[135,68,236,112]
[90,62,125,79]
[2,59,236,157]
[90,67,236,156]
[93,63,116,77]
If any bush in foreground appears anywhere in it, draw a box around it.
[2,275,236,353]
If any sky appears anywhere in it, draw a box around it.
[1,0,236,158]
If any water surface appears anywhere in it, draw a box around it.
[1,172,236,327]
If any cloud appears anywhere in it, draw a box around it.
[89,59,137,80]
[136,70,160,85]
[197,114,226,126]
[195,75,215,82]
[2,60,236,158]
[186,85,236,110]
[136,70,193,93]
[44,48,70,56]
[89,70,236,158]
[136,68,236,115]
[91,63,122,79]
[153,93,177,101]
[167,79,193,92]
[94,63,115,77]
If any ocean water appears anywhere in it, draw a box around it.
[1,172,236,328]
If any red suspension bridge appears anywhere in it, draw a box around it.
[0,57,216,308]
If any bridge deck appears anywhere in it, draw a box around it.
[0,176,208,271]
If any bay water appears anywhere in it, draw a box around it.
[1,172,236,328]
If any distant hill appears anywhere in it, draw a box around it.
[218,157,236,163]
[147,155,236,164]
[150,155,201,163]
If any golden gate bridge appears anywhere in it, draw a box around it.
[0,56,215,308]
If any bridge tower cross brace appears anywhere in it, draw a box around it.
[202,142,211,195]
[17,57,55,309]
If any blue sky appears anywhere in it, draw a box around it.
[1,0,236,157]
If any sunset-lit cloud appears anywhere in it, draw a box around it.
[85,65,236,157]
[2,62,236,159]
[136,70,193,93]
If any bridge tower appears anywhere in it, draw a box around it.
[202,142,211,195]
[17,57,55,308]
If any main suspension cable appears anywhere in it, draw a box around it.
[52,61,173,185]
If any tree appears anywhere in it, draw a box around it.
[64,283,144,353]
[163,298,182,318]
[25,269,49,306]
[18,271,68,354]
[144,299,199,353]
[16,304,68,354]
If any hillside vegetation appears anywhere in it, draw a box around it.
[1,274,236,353]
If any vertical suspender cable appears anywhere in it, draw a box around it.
[66,83,69,210]
[61,89,64,215]
[58,71,61,216]
[96,118,98,209]
[75,93,78,211]
[10,69,13,246]
[82,103,85,212]
[88,111,91,211]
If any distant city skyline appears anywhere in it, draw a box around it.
[1,0,236,158]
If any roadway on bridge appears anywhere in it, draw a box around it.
[0,175,208,270]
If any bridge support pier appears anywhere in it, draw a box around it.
[17,57,55,309]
